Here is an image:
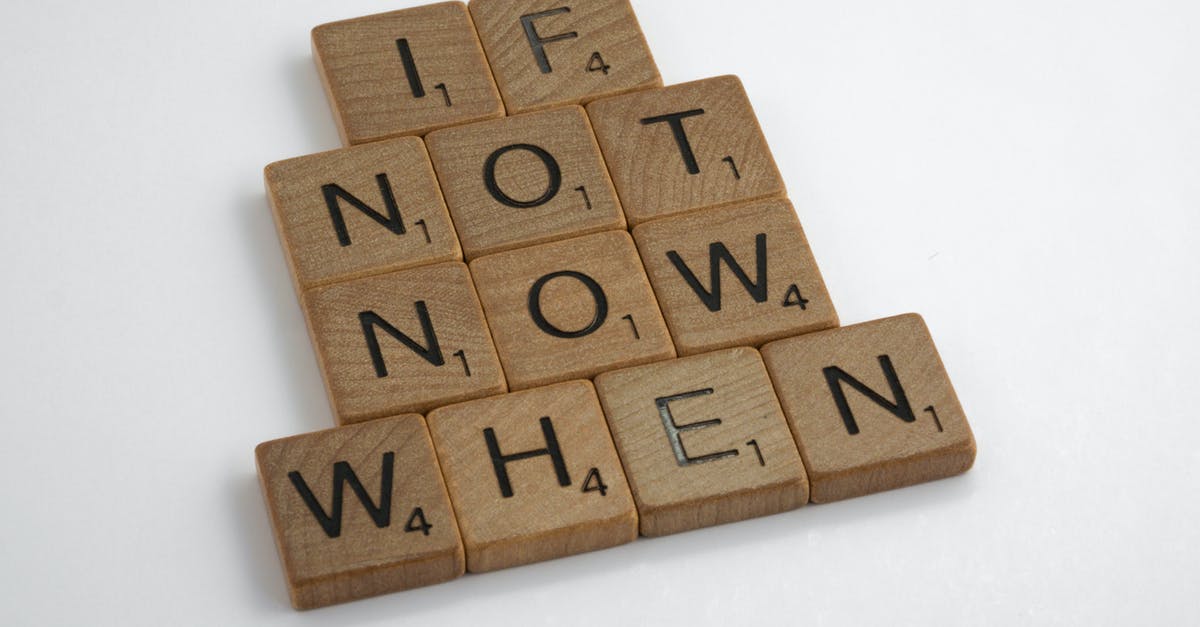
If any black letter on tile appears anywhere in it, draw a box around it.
[484,417,572,498]
[322,174,407,247]
[521,8,579,74]
[667,234,769,312]
[483,143,563,208]
[640,109,706,174]
[528,270,608,339]
[396,38,426,98]
[823,355,916,436]
[360,303,445,378]
[288,452,394,539]
[655,389,740,467]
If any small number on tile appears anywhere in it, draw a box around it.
[414,219,431,244]
[622,314,640,340]
[404,507,433,536]
[582,468,609,496]
[925,406,944,432]
[746,439,766,466]
[722,156,741,180]
[587,52,611,75]
[453,350,472,377]
[575,186,592,210]
[434,83,452,107]
[783,284,809,310]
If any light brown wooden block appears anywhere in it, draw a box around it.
[426,381,638,572]
[760,314,977,503]
[633,198,839,356]
[255,415,465,610]
[265,137,461,290]
[586,75,786,225]
[313,2,504,145]
[470,230,675,390]
[303,262,505,425]
[425,106,625,260]
[469,0,662,115]
[595,348,808,537]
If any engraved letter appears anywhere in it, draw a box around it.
[483,143,563,208]
[823,355,916,435]
[359,303,445,378]
[667,233,769,312]
[484,417,572,498]
[520,8,579,74]
[322,174,407,247]
[655,389,740,466]
[640,109,706,175]
[288,452,394,539]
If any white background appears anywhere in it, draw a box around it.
[1,0,1197,625]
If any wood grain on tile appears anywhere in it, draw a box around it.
[595,348,808,537]
[265,137,461,290]
[586,75,785,225]
[313,2,504,145]
[425,106,624,260]
[303,262,505,425]
[760,314,976,503]
[256,415,464,609]
[426,381,638,572]
[470,230,674,390]
[633,198,838,356]
[469,0,661,115]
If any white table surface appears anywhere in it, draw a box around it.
[2,1,1197,624]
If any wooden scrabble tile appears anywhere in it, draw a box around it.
[256,415,464,609]
[760,314,977,503]
[426,381,638,572]
[313,2,504,145]
[587,75,786,225]
[595,348,808,537]
[265,137,461,290]
[469,0,662,115]
[303,262,505,425]
[633,198,839,356]
[425,106,625,260]
[470,231,675,390]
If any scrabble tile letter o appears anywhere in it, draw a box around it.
[471,231,675,390]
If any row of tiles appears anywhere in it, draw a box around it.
[257,314,977,609]
[268,75,783,291]
[301,198,837,426]
[313,0,664,144]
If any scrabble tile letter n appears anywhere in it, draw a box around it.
[303,262,506,425]
[313,2,504,145]
[427,381,638,572]
[265,137,461,290]
[761,315,977,503]
[256,415,465,609]
[588,76,786,225]
[469,0,662,114]
[470,231,675,390]
[596,348,809,537]
[634,199,839,356]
